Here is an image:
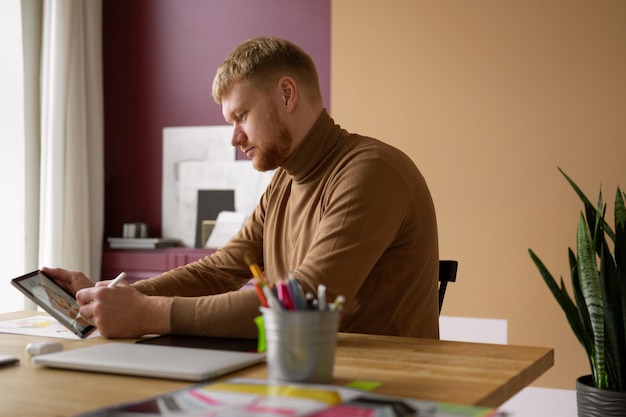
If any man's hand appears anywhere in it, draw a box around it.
[75,281,172,338]
[41,267,94,295]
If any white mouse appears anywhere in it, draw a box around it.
[25,341,64,356]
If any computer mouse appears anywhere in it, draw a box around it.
[25,341,63,356]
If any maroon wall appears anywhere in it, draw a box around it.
[103,0,331,239]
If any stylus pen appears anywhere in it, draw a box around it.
[107,271,127,288]
[74,272,127,323]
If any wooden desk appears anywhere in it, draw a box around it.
[0,311,553,417]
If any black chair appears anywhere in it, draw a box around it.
[438,260,458,314]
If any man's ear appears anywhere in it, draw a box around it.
[278,76,298,110]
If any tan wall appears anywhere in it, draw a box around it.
[331,0,626,389]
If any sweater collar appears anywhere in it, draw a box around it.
[281,109,342,183]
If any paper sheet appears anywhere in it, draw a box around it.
[75,377,440,417]
[0,315,100,339]
[205,211,247,248]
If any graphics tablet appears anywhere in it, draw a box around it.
[32,342,266,381]
[11,270,96,338]
[137,334,259,352]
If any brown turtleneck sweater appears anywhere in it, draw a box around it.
[133,110,439,339]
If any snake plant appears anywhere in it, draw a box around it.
[529,167,626,392]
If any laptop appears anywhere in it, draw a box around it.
[32,342,265,381]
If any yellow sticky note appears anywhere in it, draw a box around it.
[345,380,382,391]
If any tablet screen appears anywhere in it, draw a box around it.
[11,270,96,338]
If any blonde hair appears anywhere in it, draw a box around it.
[212,36,321,104]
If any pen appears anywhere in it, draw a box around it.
[74,272,126,323]
[287,277,304,310]
[305,292,316,310]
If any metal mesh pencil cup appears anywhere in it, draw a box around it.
[260,306,340,383]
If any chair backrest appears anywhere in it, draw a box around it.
[438,260,458,314]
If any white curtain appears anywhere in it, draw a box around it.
[39,0,104,280]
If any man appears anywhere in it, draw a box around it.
[45,36,439,339]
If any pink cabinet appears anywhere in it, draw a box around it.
[102,248,215,283]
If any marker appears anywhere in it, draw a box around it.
[277,282,295,310]
[317,284,326,311]
[74,272,127,323]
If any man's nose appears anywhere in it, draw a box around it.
[231,127,245,147]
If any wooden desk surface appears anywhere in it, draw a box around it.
[0,311,553,417]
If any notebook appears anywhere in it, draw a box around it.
[32,342,265,381]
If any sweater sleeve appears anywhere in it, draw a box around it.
[131,199,269,338]
[170,289,262,338]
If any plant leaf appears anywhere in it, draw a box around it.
[569,248,593,359]
[604,187,626,391]
[576,212,607,388]
[559,167,615,242]
[535,170,625,391]
[529,249,591,357]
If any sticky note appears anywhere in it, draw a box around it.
[345,380,382,391]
